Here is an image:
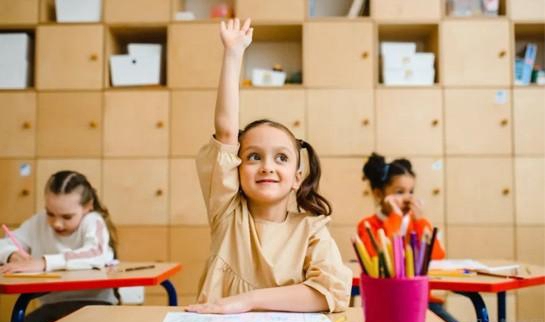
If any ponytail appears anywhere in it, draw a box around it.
[363,152,415,190]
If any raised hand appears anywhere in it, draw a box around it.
[220,18,253,54]
[383,195,403,216]
[409,197,425,219]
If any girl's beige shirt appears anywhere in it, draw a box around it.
[195,137,352,312]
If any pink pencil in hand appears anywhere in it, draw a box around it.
[2,224,30,258]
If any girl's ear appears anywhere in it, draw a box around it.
[292,169,303,191]
[373,188,384,201]
[82,200,93,214]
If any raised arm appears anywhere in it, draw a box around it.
[214,18,253,144]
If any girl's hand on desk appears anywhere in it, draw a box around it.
[186,293,252,314]
[0,257,46,274]
[7,251,29,263]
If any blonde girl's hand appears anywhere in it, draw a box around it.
[186,294,253,314]
[383,195,403,216]
[0,257,46,274]
[409,197,425,220]
[220,18,253,54]
[7,251,30,263]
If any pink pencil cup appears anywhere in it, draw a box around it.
[360,274,429,322]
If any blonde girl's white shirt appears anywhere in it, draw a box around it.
[0,211,117,305]
[195,137,352,313]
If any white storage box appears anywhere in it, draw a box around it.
[110,54,161,86]
[127,44,162,57]
[383,52,435,70]
[251,69,286,87]
[0,60,30,89]
[0,33,31,61]
[381,42,416,56]
[55,0,101,23]
[383,68,435,86]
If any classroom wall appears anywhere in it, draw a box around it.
[1,0,544,321]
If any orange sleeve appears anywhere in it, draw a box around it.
[382,212,402,238]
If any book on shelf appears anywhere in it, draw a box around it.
[347,0,367,18]
[515,43,537,85]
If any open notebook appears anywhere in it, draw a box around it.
[430,259,519,272]
[163,312,330,322]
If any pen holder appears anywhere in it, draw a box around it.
[360,274,428,322]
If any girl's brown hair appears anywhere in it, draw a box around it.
[239,119,332,216]
[45,170,118,255]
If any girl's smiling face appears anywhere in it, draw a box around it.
[238,124,302,207]
[45,190,91,236]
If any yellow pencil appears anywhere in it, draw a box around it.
[3,273,61,278]
[353,235,374,277]
[378,229,393,278]
[333,315,347,322]
[405,244,414,278]
[371,256,379,278]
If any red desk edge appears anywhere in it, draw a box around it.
[0,263,181,294]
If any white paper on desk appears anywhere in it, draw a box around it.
[430,260,520,272]
[162,312,330,322]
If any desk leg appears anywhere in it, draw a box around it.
[454,291,489,322]
[160,279,178,306]
[497,292,506,322]
[11,292,48,322]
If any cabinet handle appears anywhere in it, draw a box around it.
[155,189,164,196]
[89,121,98,129]
[361,119,370,127]
[500,119,509,127]
[21,189,30,197]
[498,50,506,58]
[431,119,439,127]
[502,188,510,196]
[293,120,301,128]
[361,51,369,59]
[156,121,164,129]
[89,54,98,61]
[432,188,441,196]
[22,122,32,129]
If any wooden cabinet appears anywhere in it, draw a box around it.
[170,158,207,225]
[240,89,306,139]
[37,92,102,157]
[236,0,304,22]
[446,157,513,224]
[0,160,35,224]
[307,89,374,156]
[104,91,169,157]
[0,92,36,158]
[376,88,443,156]
[515,157,544,225]
[171,90,215,156]
[104,0,170,23]
[168,23,223,88]
[35,159,102,211]
[320,158,375,225]
[117,226,169,262]
[103,159,168,225]
[447,225,515,259]
[0,0,38,24]
[442,20,511,86]
[410,158,445,225]
[36,25,103,90]
[510,0,545,21]
[445,89,512,155]
[513,88,544,155]
[372,0,442,21]
[304,21,374,88]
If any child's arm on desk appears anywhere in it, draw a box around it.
[186,284,328,314]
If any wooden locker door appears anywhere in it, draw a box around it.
[35,159,102,211]
[307,89,374,156]
[104,91,169,157]
[515,157,544,225]
[445,89,512,155]
[372,0,442,21]
[442,20,511,86]
[0,0,38,24]
[410,157,445,225]
[37,92,102,157]
[0,92,36,158]
[168,23,223,88]
[0,160,35,224]
[376,88,443,156]
[304,21,374,88]
[36,25,104,90]
[170,158,207,225]
[104,0,170,23]
[240,89,306,139]
[103,159,168,225]
[510,0,545,21]
[117,226,169,262]
[171,90,215,156]
[446,157,514,225]
[236,0,305,22]
[513,88,545,155]
[320,158,375,225]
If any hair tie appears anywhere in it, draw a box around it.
[298,139,307,149]
[381,164,390,182]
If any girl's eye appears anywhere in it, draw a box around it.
[62,215,72,220]
[46,212,54,217]
[276,154,288,162]
[247,153,260,161]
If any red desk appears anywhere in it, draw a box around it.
[0,262,181,322]
[351,263,545,322]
